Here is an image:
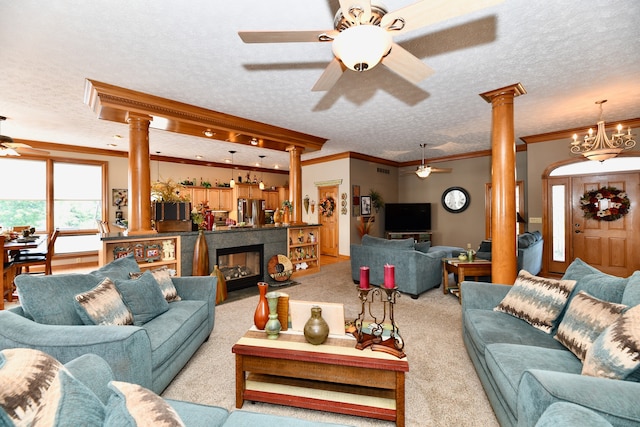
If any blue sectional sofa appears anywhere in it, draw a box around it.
[0,255,216,394]
[350,234,447,298]
[461,258,640,426]
[0,348,352,427]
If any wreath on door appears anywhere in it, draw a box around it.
[580,186,631,221]
[319,197,335,217]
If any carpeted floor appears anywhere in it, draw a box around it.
[162,261,498,427]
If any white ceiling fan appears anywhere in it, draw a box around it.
[407,143,452,179]
[238,0,503,91]
[0,116,50,156]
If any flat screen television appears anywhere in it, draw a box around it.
[384,203,432,232]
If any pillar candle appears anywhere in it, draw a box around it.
[384,264,395,289]
[359,266,370,289]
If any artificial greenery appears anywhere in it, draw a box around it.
[369,189,384,213]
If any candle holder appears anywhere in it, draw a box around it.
[353,285,406,359]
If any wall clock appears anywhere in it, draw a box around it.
[442,187,470,213]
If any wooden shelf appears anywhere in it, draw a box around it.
[287,225,320,276]
[100,235,181,275]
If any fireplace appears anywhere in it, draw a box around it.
[216,244,264,292]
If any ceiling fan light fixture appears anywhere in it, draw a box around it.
[332,25,391,72]
[415,166,432,179]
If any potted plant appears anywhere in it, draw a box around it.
[151,178,192,231]
[281,200,293,225]
[369,189,384,213]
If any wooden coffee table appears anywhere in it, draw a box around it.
[442,257,492,299]
[233,329,409,426]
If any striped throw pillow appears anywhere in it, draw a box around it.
[494,270,576,333]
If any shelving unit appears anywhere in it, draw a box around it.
[287,225,320,276]
[100,235,181,275]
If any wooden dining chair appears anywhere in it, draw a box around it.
[1,235,17,308]
[13,228,60,276]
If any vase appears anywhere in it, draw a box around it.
[283,207,290,225]
[303,306,329,345]
[277,293,289,331]
[204,210,214,231]
[212,265,227,305]
[264,291,282,339]
[192,230,209,276]
[253,282,269,330]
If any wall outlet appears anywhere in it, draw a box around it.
[529,217,542,224]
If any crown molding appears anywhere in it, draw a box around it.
[84,79,327,154]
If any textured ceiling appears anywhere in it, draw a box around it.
[1,0,639,171]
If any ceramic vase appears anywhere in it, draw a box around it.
[265,291,282,339]
[205,210,214,231]
[303,306,329,345]
[253,282,269,330]
[192,230,209,276]
[212,265,227,305]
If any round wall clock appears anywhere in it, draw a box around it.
[442,187,470,213]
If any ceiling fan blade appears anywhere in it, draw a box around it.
[430,167,452,173]
[381,0,504,36]
[15,147,50,156]
[4,142,33,149]
[381,43,434,84]
[338,0,372,24]
[238,30,337,44]
[311,58,345,92]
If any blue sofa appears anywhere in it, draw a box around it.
[350,234,447,298]
[453,231,544,276]
[0,349,352,427]
[461,258,640,426]
[0,255,216,394]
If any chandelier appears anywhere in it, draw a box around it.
[570,100,636,162]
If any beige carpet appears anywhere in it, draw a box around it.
[162,261,498,427]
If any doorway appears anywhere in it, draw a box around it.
[317,185,339,258]
[544,163,640,276]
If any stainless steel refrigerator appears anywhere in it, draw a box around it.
[237,198,265,225]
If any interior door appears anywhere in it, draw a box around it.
[571,173,640,276]
[318,185,338,257]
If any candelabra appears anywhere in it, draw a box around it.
[353,286,405,359]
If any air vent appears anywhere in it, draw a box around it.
[377,167,390,175]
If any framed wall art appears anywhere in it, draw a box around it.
[360,196,372,216]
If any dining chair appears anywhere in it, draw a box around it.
[13,228,60,276]
[1,235,17,308]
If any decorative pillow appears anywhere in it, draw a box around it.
[517,233,536,248]
[0,348,104,426]
[494,270,577,333]
[74,277,134,326]
[130,266,181,302]
[91,253,141,281]
[621,271,640,307]
[555,291,627,361]
[116,271,169,326]
[361,234,414,249]
[414,241,431,253]
[104,381,185,427]
[582,304,640,379]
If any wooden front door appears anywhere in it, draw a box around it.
[571,173,640,276]
[318,185,339,257]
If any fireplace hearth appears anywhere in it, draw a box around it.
[216,244,264,292]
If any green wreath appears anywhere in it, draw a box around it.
[319,197,335,217]
[580,186,631,221]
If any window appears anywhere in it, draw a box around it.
[0,158,46,230]
[0,156,106,254]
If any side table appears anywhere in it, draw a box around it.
[442,258,492,300]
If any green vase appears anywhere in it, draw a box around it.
[303,306,329,345]
[265,291,281,339]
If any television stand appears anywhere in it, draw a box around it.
[385,231,432,243]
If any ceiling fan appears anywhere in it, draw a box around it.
[0,116,50,156]
[406,143,452,179]
[238,0,503,91]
